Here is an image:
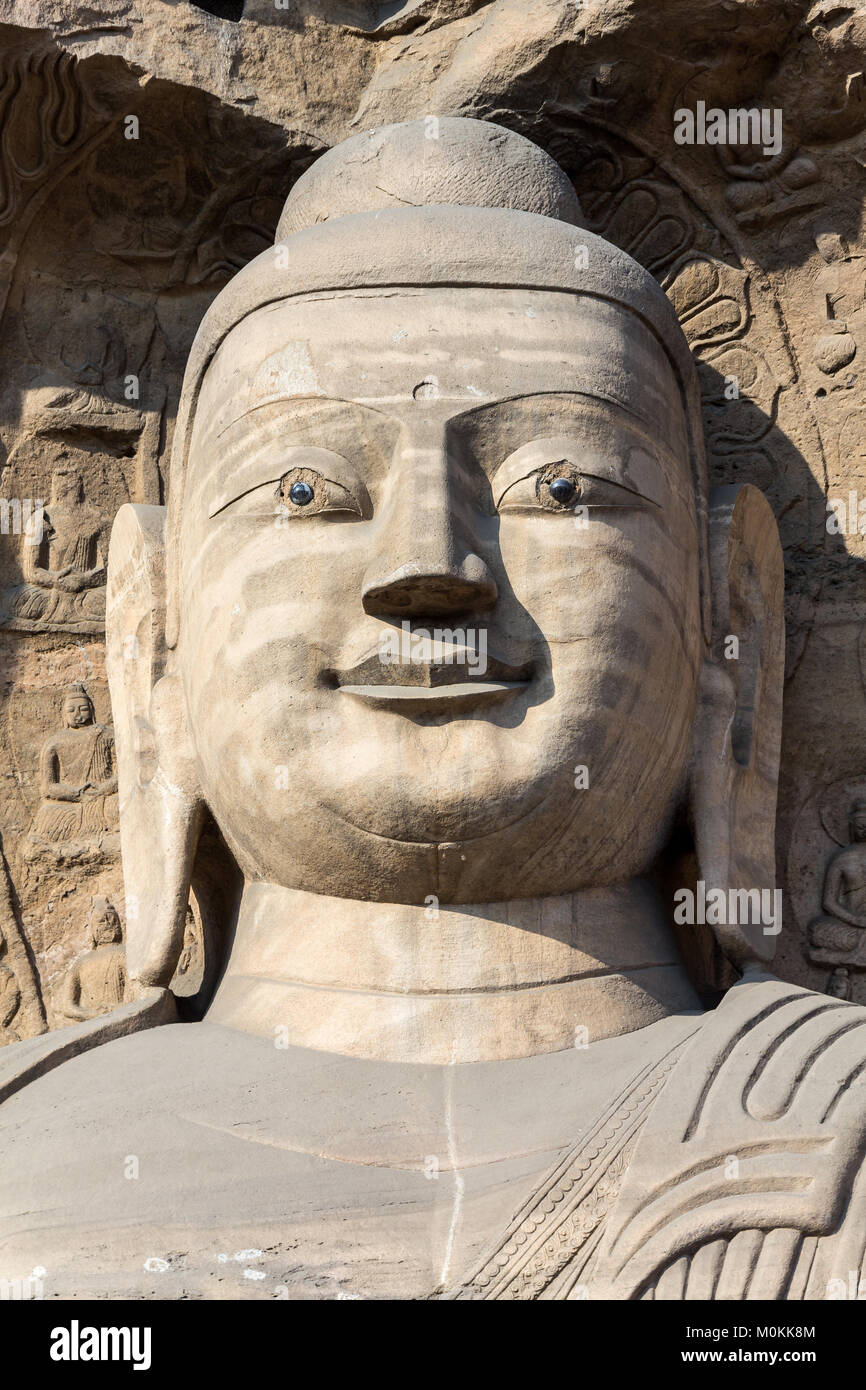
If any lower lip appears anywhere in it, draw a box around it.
[336,681,530,710]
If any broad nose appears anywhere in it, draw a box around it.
[363,557,496,617]
[361,438,497,619]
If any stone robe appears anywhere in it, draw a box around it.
[0,973,863,1300]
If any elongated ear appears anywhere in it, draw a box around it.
[689,483,785,967]
[106,505,205,986]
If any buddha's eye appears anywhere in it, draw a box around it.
[209,447,370,521]
[274,466,363,519]
[497,457,650,514]
[534,461,584,512]
[547,476,577,505]
[287,480,314,507]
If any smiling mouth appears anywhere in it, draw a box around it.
[327,650,534,709]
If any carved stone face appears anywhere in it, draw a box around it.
[178,286,702,902]
[90,900,121,946]
[63,695,93,728]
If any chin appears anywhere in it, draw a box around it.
[314,762,559,844]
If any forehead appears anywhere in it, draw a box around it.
[192,287,688,452]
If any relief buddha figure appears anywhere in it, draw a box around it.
[808,798,866,998]
[26,682,118,855]
[2,118,865,1302]
[57,899,127,1025]
[3,464,107,633]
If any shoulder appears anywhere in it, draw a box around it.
[590,973,866,1298]
[683,971,866,1129]
[828,843,862,868]
[0,990,176,1107]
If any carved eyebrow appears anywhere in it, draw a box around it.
[214,395,391,440]
[373,390,686,475]
[209,391,678,467]
[500,402,689,489]
[445,389,662,434]
[208,475,281,519]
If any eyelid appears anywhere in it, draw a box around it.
[493,437,661,510]
[496,466,655,511]
[208,446,362,518]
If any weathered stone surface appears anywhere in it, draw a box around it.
[0,1,865,1302]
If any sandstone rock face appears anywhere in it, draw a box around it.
[0,1,865,1302]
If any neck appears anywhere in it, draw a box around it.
[205,879,700,1064]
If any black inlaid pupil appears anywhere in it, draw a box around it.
[549,477,576,504]
[289,481,315,506]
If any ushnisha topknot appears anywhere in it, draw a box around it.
[277,116,586,236]
[63,681,93,708]
[165,116,709,647]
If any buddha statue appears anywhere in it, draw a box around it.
[57,899,127,1025]
[1,117,864,1302]
[3,463,107,633]
[807,797,866,999]
[25,681,118,858]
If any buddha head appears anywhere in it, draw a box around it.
[88,898,122,949]
[106,117,784,993]
[62,683,94,730]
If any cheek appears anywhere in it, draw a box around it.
[498,513,700,762]
[497,511,699,642]
[178,520,369,770]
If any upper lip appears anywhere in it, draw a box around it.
[328,650,533,689]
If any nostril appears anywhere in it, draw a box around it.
[363,571,497,618]
[381,588,412,609]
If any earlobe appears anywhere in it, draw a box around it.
[689,484,785,967]
[106,505,205,986]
